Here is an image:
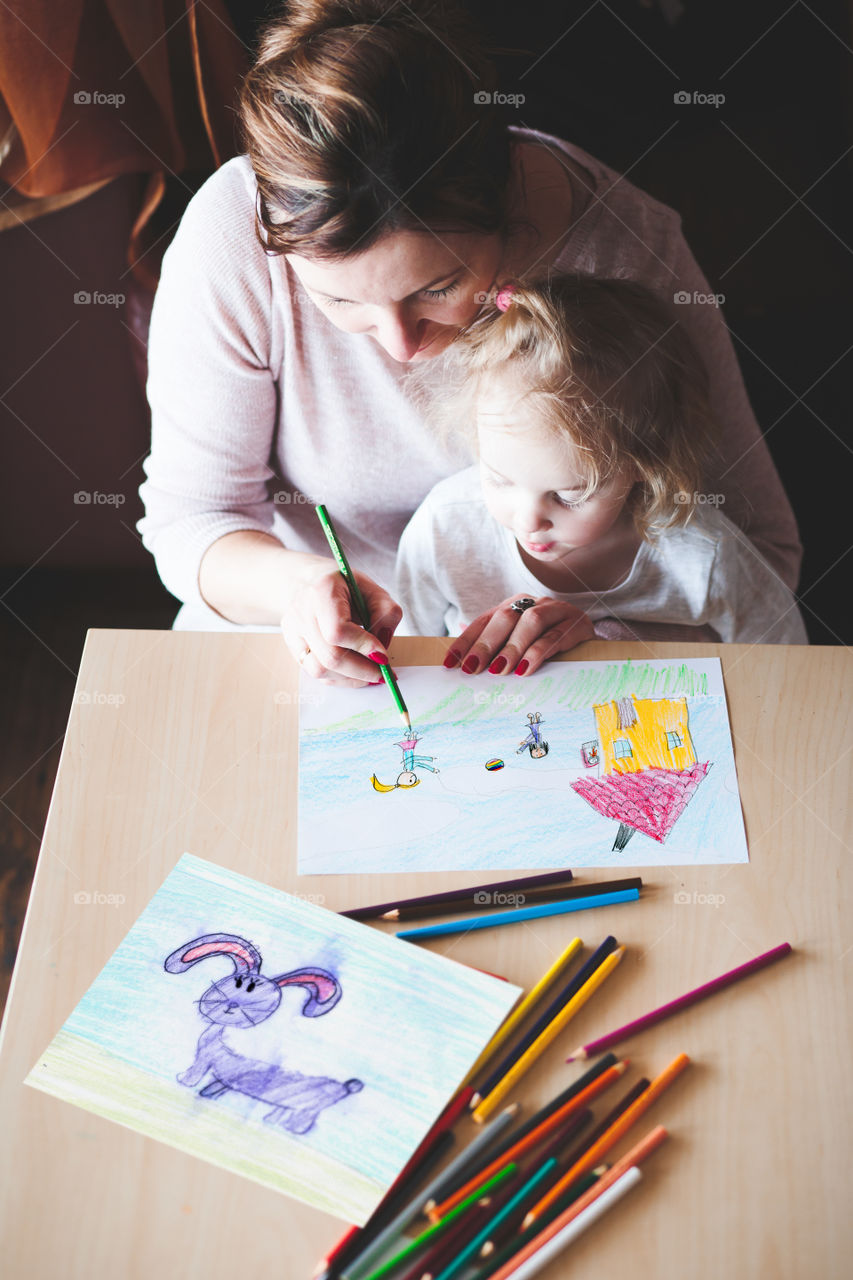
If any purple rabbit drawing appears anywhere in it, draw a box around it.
[165,932,363,1134]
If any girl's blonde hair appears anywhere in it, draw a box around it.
[419,275,716,537]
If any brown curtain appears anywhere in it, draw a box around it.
[0,0,248,283]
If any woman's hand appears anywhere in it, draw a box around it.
[444,596,594,678]
[279,555,403,687]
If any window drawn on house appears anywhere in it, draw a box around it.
[666,731,683,750]
[613,739,633,759]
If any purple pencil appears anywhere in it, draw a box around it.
[567,941,793,1061]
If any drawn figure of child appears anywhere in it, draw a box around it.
[517,712,549,759]
[396,276,807,673]
[395,731,439,775]
[371,730,439,792]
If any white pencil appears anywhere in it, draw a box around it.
[500,1167,643,1279]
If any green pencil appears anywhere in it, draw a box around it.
[357,1163,518,1280]
[316,503,410,728]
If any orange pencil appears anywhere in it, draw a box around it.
[488,1126,669,1280]
[522,1052,689,1227]
[427,1061,628,1223]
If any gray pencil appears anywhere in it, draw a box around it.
[340,1102,520,1280]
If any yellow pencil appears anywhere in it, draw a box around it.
[471,946,626,1123]
[459,938,583,1092]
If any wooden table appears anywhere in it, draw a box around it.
[0,632,850,1279]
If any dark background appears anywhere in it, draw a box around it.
[2,1,851,1007]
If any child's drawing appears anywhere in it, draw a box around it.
[26,855,521,1223]
[165,932,363,1133]
[371,728,439,792]
[298,659,749,873]
[571,695,711,852]
[516,711,549,759]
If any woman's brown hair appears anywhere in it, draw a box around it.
[240,0,521,259]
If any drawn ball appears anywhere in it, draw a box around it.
[485,758,505,771]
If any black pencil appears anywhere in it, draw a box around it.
[340,869,575,921]
[390,878,643,922]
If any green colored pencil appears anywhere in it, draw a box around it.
[358,1163,517,1280]
[316,503,410,728]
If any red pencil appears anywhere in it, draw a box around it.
[567,941,793,1060]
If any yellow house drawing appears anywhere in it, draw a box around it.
[593,695,696,776]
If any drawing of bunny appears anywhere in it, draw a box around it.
[165,932,363,1134]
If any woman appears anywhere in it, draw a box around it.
[138,0,801,685]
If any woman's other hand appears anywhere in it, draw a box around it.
[443,596,594,678]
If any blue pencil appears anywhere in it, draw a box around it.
[395,889,639,939]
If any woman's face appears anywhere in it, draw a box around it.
[286,229,504,363]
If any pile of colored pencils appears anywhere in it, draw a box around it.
[313,932,793,1280]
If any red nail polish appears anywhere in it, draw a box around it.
[514,659,529,675]
[443,650,461,669]
[378,628,392,648]
[488,656,507,674]
[462,655,479,674]
[368,651,388,664]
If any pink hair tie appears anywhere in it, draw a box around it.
[495,285,515,312]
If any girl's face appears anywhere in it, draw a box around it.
[477,384,636,572]
[286,229,504,364]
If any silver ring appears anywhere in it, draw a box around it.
[511,597,536,613]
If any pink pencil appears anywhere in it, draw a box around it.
[567,941,793,1061]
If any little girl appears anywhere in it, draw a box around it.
[396,275,806,675]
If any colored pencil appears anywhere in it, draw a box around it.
[477,1168,606,1263]
[428,1062,627,1222]
[397,891,639,940]
[459,938,583,1091]
[472,951,627,1122]
[502,1167,644,1280]
[472,937,618,1106]
[430,1053,616,1214]
[411,1202,495,1280]
[313,1131,456,1280]
[392,879,643,922]
[341,870,575,921]
[567,940,794,1060]
[316,503,410,728]
[433,1158,562,1280]
[339,1107,516,1280]
[522,1056,687,1226]
[496,1127,667,1280]
[556,1077,651,1171]
[357,1165,518,1280]
[325,1088,472,1276]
